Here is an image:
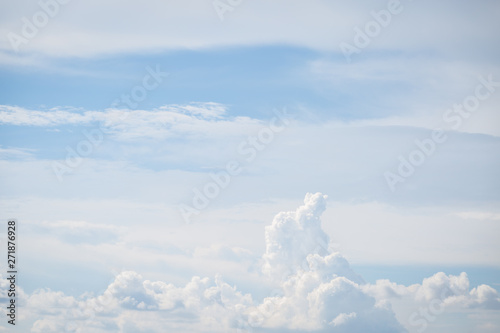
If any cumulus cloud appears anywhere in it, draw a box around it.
[18,272,251,333]
[1,193,499,332]
[364,271,500,311]
[262,192,362,284]
[249,193,403,332]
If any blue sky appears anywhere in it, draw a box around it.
[1,0,500,332]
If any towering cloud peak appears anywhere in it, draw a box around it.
[262,192,361,283]
[10,193,498,332]
[253,193,405,332]
[262,193,330,278]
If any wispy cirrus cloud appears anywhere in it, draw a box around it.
[0,103,263,140]
[0,103,226,126]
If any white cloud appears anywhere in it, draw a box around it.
[361,275,500,332]
[0,193,402,332]
[0,105,90,126]
[1,193,499,332]
[0,103,263,140]
[1,137,499,268]
[21,272,252,333]
[249,193,404,332]
[365,271,500,308]
[262,193,362,284]
[0,146,35,159]
[0,0,498,60]
[306,58,500,137]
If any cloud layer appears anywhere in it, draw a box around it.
[2,193,498,332]
[0,103,263,140]
[1,0,499,60]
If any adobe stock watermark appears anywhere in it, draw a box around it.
[408,289,452,333]
[339,0,414,63]
[213,0,244,21]
[7,0,73,52]
[51,65,168,182]
[178,108,291,224]
[384,74,500,192]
